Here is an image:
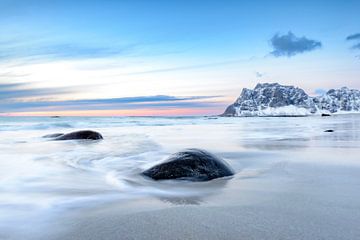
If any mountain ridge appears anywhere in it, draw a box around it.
[222,83,360,117]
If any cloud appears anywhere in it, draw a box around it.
[255,71,264,78]
[346,33,360,50]
[270,32,322,57]
[112,58,255,76]
[0,81,223,114]
[353,43,360,50]
[0,38,136,63]
[0,72,29,78]
[0,94,222,113]
[0,82,78,101]
[346,33,360,41]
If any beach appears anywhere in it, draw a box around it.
[1,115,360,239]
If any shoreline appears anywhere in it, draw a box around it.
[1,115,360,240]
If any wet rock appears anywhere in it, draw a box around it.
[324,129,334,132]
[142,148,234,181]
[54,130,103,140]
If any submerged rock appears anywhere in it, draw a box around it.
[42,133,64,138]
[142,149,234,181]
[54,130,103,140]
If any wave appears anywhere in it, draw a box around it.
[31,123,73,130]
[0,122,73,131]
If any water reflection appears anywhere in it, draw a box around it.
[239,115,360,150]
[242,139,310,150]
[143,178,231,205]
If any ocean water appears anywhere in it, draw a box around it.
[1,115,360,239]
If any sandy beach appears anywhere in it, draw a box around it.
[42,164,360,240]
[1,115,360,240]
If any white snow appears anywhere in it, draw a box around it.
[235,105,312,117]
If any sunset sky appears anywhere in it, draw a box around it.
[1,0,359,116]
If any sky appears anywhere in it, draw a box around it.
[0,0,359,116]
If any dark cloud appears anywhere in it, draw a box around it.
[270,32,322,57]
[346,33,360,50]
[346,33,360,41]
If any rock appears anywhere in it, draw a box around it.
[54,130,103,140]
[142,149,234,181]
[321,113,331,117]
[324,129,334,132]
[221,104,236,117]
[43,133,64,138]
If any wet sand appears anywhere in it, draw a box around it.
[30,163,360,240]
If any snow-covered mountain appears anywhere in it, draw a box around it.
[315,87,360,113]
[222,83,360,117]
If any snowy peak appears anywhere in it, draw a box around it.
[222,83,360,117]
[316,87,360,113]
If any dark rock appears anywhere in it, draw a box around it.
[321,113,331,117]
[324,129,334,132]
[54,130,103,140]
[221,104,236,116]
[43,133,64,138]
[142,149,234,181]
